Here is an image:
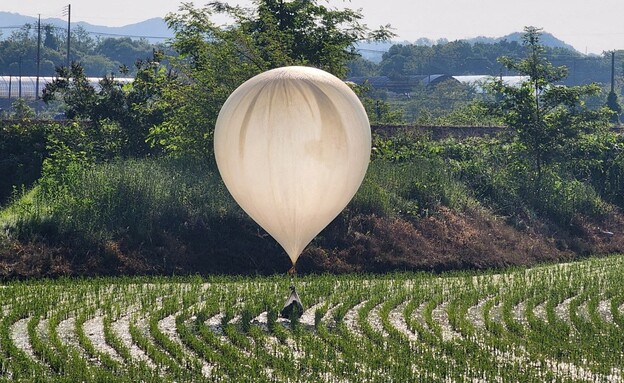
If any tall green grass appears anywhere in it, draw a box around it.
[1,157,238,244]
[352,157,473,218]
[1,131,621,259]
[439,135,615,225]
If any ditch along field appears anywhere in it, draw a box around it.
[0,255,623,382]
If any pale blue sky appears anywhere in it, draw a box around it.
[4,0,624,54]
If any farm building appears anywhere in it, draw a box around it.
[347,74,528,93]
[453,75,528,92]
[347,74,456,92]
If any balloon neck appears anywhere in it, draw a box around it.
[287,265,297,287]
[288,265,297,276]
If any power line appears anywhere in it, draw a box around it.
[80,31,170,39]
[0,24,170,40]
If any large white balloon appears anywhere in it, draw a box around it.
[214,66,371,265]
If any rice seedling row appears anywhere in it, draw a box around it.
[0,256,623,382]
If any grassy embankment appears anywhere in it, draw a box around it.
[1,124,624,277]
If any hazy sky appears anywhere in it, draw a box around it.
[4,0,624,54]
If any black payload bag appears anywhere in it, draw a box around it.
[281,285,304,319]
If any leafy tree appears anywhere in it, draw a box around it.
[0,24,37,75]
[96,37,153,67]
[487,26,612,198]
[9,98,36,120]
[42,62,97,119]
[70,25,96,57]
[79,54,118,77]
[346,56,378,77]
[149,0,394,157]
[42,55,170,157]
[43,25,59,50]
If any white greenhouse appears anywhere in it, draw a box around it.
[0,76,133,100]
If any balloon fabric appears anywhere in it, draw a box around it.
[214,66,371,266]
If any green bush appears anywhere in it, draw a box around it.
[350,176,393,216]
[352,157,472,218]
[433,135,613,226]
[3,157,237,244]
[0,121,48,206]
[535,172,610,224]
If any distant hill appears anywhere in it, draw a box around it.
[466,31,578,52]
[1,11,578,56]
[356,31,580,63]
[0,11,173,42]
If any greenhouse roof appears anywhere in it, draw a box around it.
[0,76,133,100]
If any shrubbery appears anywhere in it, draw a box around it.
[365,131,622,228]
[3,157,235,242]
[0,121,49,205]
[2,122,624,276]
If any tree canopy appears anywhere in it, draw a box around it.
[147,0,394,157]
[486,27,613,199]
[0,24,160,77]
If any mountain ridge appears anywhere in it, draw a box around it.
[0,11,172,42]
[2,11,579,55]
[356,31,580,63]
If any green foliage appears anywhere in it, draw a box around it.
[606,90,622,123]
[40,121,95,191]
[3,124,622,268]
[4,157,236,245]
[361,127,620,228]
[0,121,48,205]
[444,134,615,225]
[351,133,473,218]
[426,101,503,126]
[8,98,35,120]
[149,0,394,157]
[486,27,612,200]
[535,171,609,224]
[42,58,169,157]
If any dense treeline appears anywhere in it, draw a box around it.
[362,40,618,86]
[3,15,622,87]
[0,1,623,278]
[0,23,164,77]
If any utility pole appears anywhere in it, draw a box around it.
[36,14,41,100]
[63,4,71,68]
[611,51,616,94]
[607,51,621,124]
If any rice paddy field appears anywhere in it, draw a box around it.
[1,254,623,382]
